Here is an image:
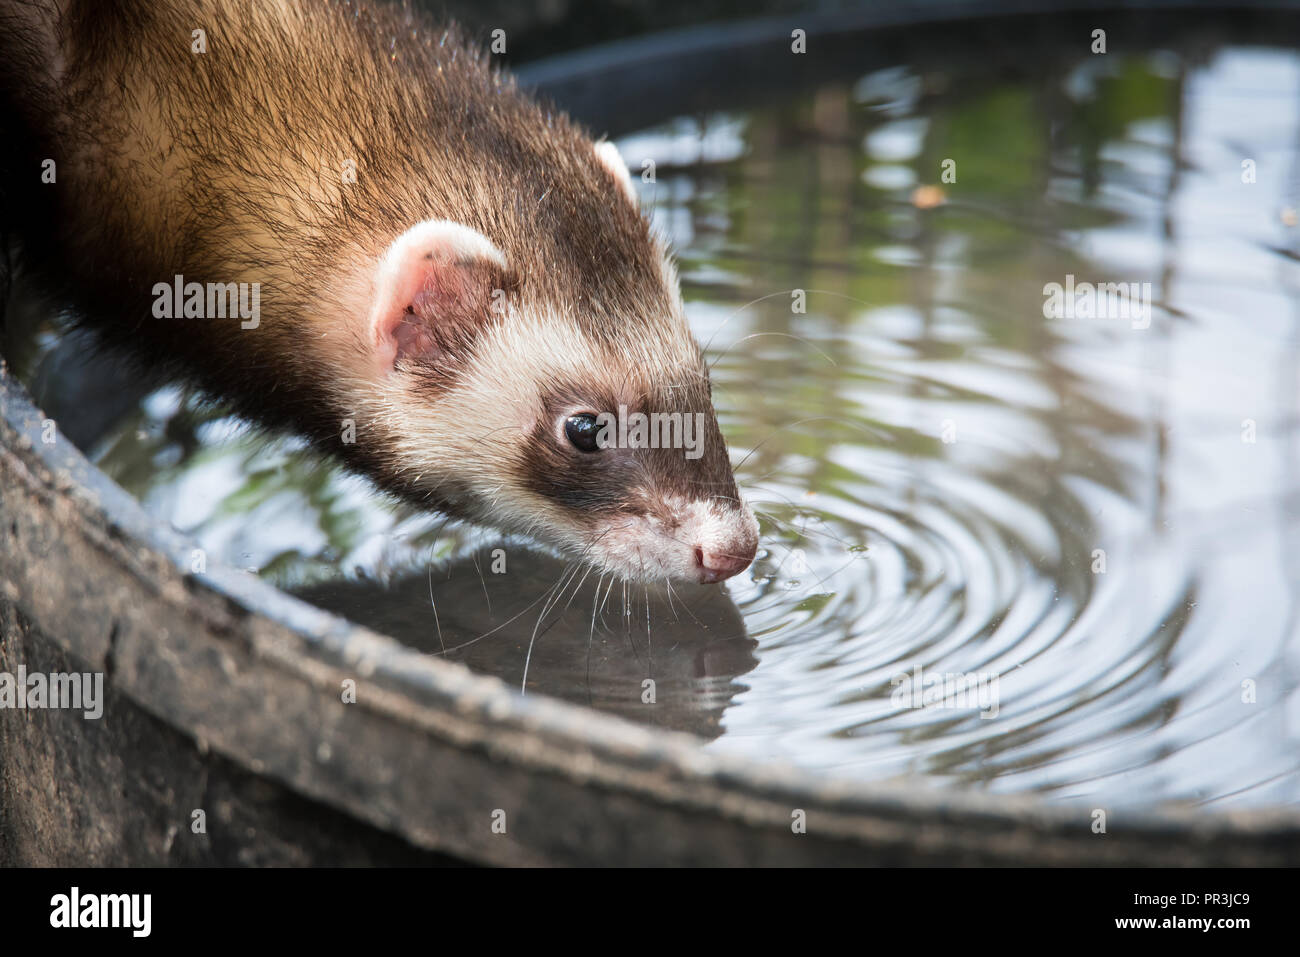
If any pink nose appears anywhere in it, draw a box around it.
[695,543,756,583]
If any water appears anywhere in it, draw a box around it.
[15,35,1300,808]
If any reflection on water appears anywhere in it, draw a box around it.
[16,32,1300,808]
[296,550,757,739]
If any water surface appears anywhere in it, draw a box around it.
[20,34,1300,808]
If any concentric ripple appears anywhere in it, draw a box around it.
[711,347,1211,801]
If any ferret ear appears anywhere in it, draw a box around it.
[367,219,511,374]
[594,140,638,208]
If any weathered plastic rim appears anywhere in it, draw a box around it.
[3,0,1299,865]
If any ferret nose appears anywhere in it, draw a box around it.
[695,542,756,584]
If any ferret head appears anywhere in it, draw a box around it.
[346,138,758,585]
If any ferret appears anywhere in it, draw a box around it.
[0,0,759,584]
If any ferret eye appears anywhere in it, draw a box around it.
[564,413,601,453]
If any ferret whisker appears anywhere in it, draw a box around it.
[564,561,597,614]
[586,571,606,707]
[740,465,792,486]
[804,551,863,592]
[470,548,492,618]
[705,493,743,507]
[438,567,574,654]
[619,578,647,668]
[596,572,617,630]
[745,484,858,543]
[751,506,855,549]
[522,560,580,694]
[707,332,838,372]
[731,415,875,474]
[644,582,653,687]
[669,582,717,637]
[663,576,681,622]
[699,290,800,356]
[745,486,811,511]
[423,520,455,654]
[427,561,445,655]
[767,542,803,578]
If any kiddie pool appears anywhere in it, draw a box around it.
[3,0,1300,865]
